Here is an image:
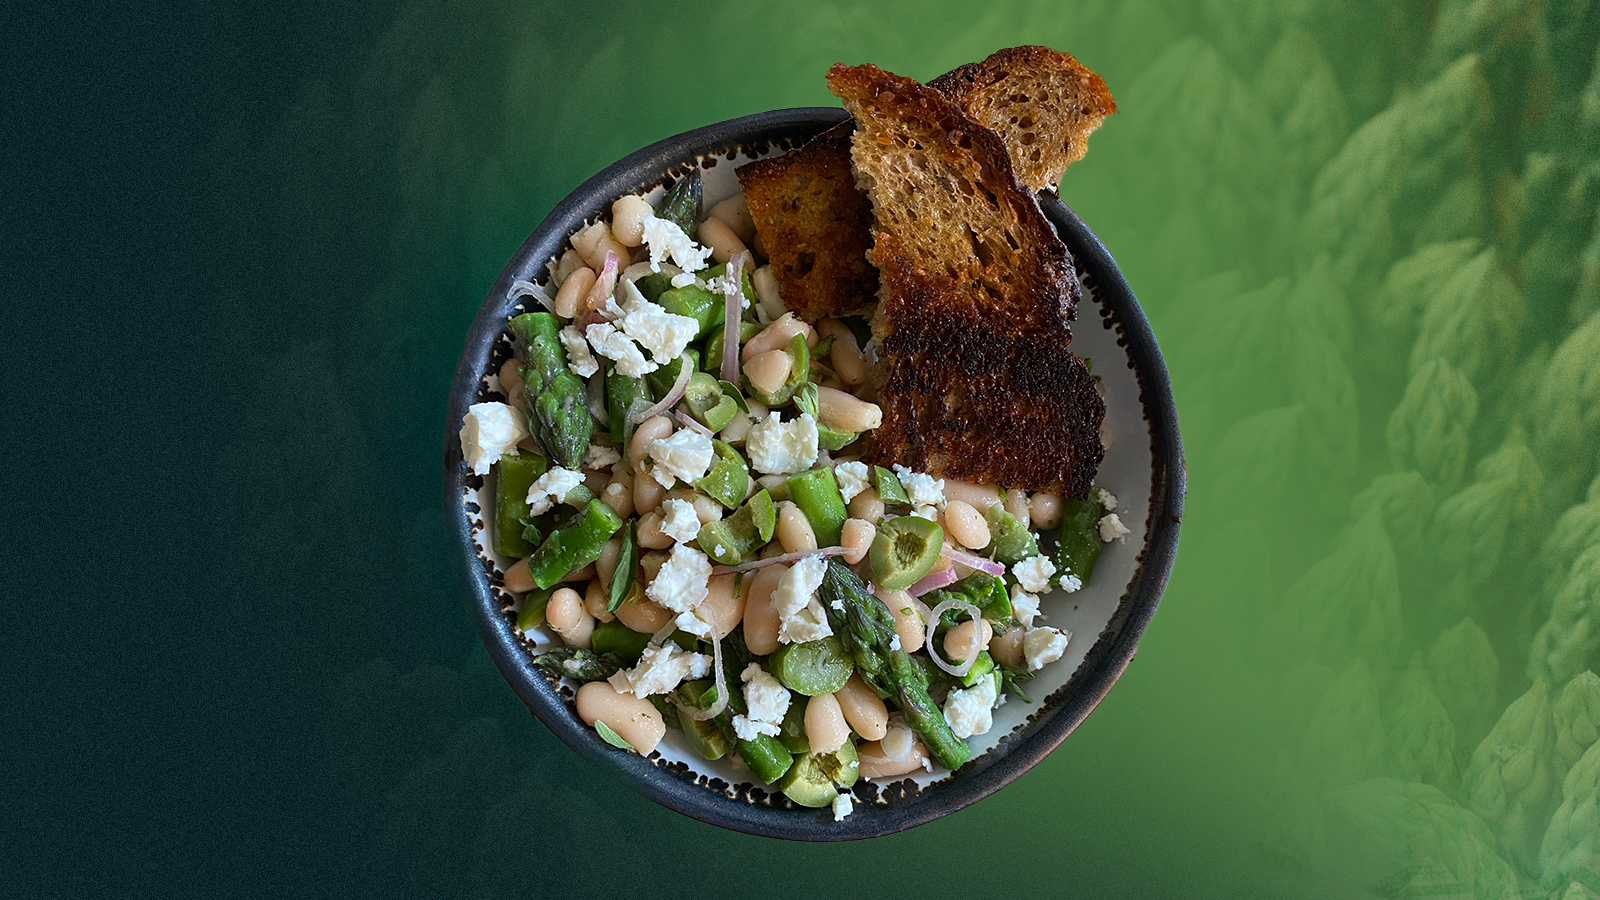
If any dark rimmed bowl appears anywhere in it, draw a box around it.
[443,107,1184,841]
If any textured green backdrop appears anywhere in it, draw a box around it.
[8,0,1600,897]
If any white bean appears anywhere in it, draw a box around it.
[742,312,814,362]
[990,627,1025,669]
[943,500,991,550]
[554,266,596,319]
[601,470,634,520]
[816,386,881,433]
[1005,489,1032,530]
[836,673,888,741]
[703,573,743,638]
[697,216,746,264]
[613,593,672,633]
[610,195,652,247]
[572,222,629,272]
[504,557,535,593]
[805,694,850,754]
[840,518,876,565]
[583,578,615,623]
[742,564,786,655]
[744,348,793,395]
[847,487,885,524]
[629,416,674,465]
[876,585,926,654]
[546,588,594,648]
[776,501,818,553]
[816,319,868,386]
[943,618,993,663]
[858,739,930,779]
[1030,492,1064,529]
[943,479,1002,512]
[708,194,756,243]
[576,682,666,754]
[637,510,672,549]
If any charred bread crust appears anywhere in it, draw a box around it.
[828,62,1103,496]
[736,124,878,322]
[928,45,1116,192]
[863,268,1106,497]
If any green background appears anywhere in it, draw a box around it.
[8,0,1599,897]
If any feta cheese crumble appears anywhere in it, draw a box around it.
[892,465,945,509]
[1010,586,1041,627]
[1095,487,1118,511]
[585,321,657,377]
[648,429,715,487]
[584,443,622,470]
[733,663,789,742]
[1023,626,1072,672]
[659,498,703,544]
[772,554,833,644]
[1013,555,1057,594]
[1098,513,1130,543]
[619,296,699,363]
[559,325,600,378]
[646,543,711,614]
[747,411,819,475]
[1060,573,1083,593]
[460,402,529,476]
[834,461,871,503]
[943,673,1000,738]
[525,467,586,515]
[832,792,853,821]
[640,212,713,273]
[607,642,709,697]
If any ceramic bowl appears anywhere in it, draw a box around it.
[443,107,1184,841]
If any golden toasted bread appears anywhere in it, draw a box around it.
[739,47,1113,324]
[735,125,876,322]
[828,62,1105,497]
[928,45,1116,192]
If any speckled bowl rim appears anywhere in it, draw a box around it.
[443,107,1185,841]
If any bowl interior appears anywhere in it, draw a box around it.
[443,108,1183,840]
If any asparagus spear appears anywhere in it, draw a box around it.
[531,647,625,682]
[819,560,971,770]
[510,312,591,470]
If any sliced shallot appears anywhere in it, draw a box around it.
[940,547,1005,577]
[710,546,847,576]
[629,355,694,426]
[924,598,982,678]
[907,565,959,597]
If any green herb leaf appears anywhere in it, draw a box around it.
[594,720,635,751]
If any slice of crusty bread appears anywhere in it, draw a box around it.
[929,45,1116,192]
[739,46,1113,324]
[827,62,1105,497]
[734,124,877,322]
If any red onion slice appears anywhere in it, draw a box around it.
[719,251,750,383]
[710,546,847,576]
[908,565,959,597]
[940,547,1005,577]
[629,355,694,426]
[585,250,620,316]
[925,598,982,677]
[673,409,713,437]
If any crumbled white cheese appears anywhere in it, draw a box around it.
[747,412,819,475]
[832,792,854,821]
[1060,573,1083,593]
[889,633,902,651]
[607,642,709,697]
[648,429,715,488]
[525,467,586,515]
[620,297,699,364]
[585,321,657,377]
[669,272,698,288]
[892,465,945,509]
[558,325,600,378]
[733,663,789,741]
[1013,555,1057,594]
[646,543,711,614]
[640,212,713,273]
[705,268,751,310]
[1095,487,1118,511]
[943,673,1000,738]
[911,505,938,521]
[1023,626,1072,672]
[1098,513,1130,543]
[772,555,833,644]
[675,603,717,640]
[834,461,871,504]
[460,402,530,476]
[584,443,622,470]
[1010,586,1041,627]
[659,498,703,544]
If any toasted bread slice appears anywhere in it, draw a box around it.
[828,62,1105,496]
[735,124,877,322]
[739,46,1113,323]
[929,45,1116,192]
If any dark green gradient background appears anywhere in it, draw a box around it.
[7,0,1595,897]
